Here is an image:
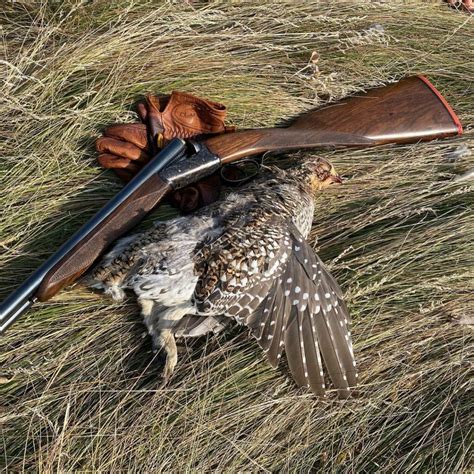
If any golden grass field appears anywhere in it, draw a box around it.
[1,1,473,471]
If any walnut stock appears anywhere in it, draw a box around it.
[204,76,462,163]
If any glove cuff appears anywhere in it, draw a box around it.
[146,91,231,142]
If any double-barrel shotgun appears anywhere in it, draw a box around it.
[0,76,463,333]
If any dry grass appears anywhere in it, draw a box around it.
[1,1,473,471]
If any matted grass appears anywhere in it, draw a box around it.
[1,1,473,471]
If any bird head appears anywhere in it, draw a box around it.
[302,158,342,192]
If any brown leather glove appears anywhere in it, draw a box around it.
[446,0,473,12]
[137,91,233,146]
[96,91,234,212]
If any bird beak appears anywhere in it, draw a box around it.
[330,174,343,184]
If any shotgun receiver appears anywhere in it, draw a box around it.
[0,76,462,333]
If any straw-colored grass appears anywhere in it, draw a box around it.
[1,1,473,471]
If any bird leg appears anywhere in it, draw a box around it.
[154,329,177,382]
[138,298,188,383]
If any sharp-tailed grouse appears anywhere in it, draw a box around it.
[90,158,357,397]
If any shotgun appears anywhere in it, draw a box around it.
[0,76,462,333]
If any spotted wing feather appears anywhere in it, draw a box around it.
[192,204,356,396]
[245,225,357,396]
[193,212,292,317]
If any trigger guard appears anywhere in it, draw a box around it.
[220,157,263,186]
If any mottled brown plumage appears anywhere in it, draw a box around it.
[90,159,357,397]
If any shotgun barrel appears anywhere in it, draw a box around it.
[0,138,188,333]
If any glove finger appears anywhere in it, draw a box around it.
[146,95,169,146]
[114,168,135,182]
[102,123,149,150]
[168,186,200,213]
[97,154,142,172]
[96,137,148,161]
[136,102,148,123]
[195,174,221,206]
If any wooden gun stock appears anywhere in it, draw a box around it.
[204,76,462,163]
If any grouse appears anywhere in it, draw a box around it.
[90,158,357,397]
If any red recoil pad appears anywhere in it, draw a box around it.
[417,75,463,135]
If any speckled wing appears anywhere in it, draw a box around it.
[193,211,293,319]
[251,225,357,397]
[193,205,356,396]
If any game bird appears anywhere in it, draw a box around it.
[90,159,357,397]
